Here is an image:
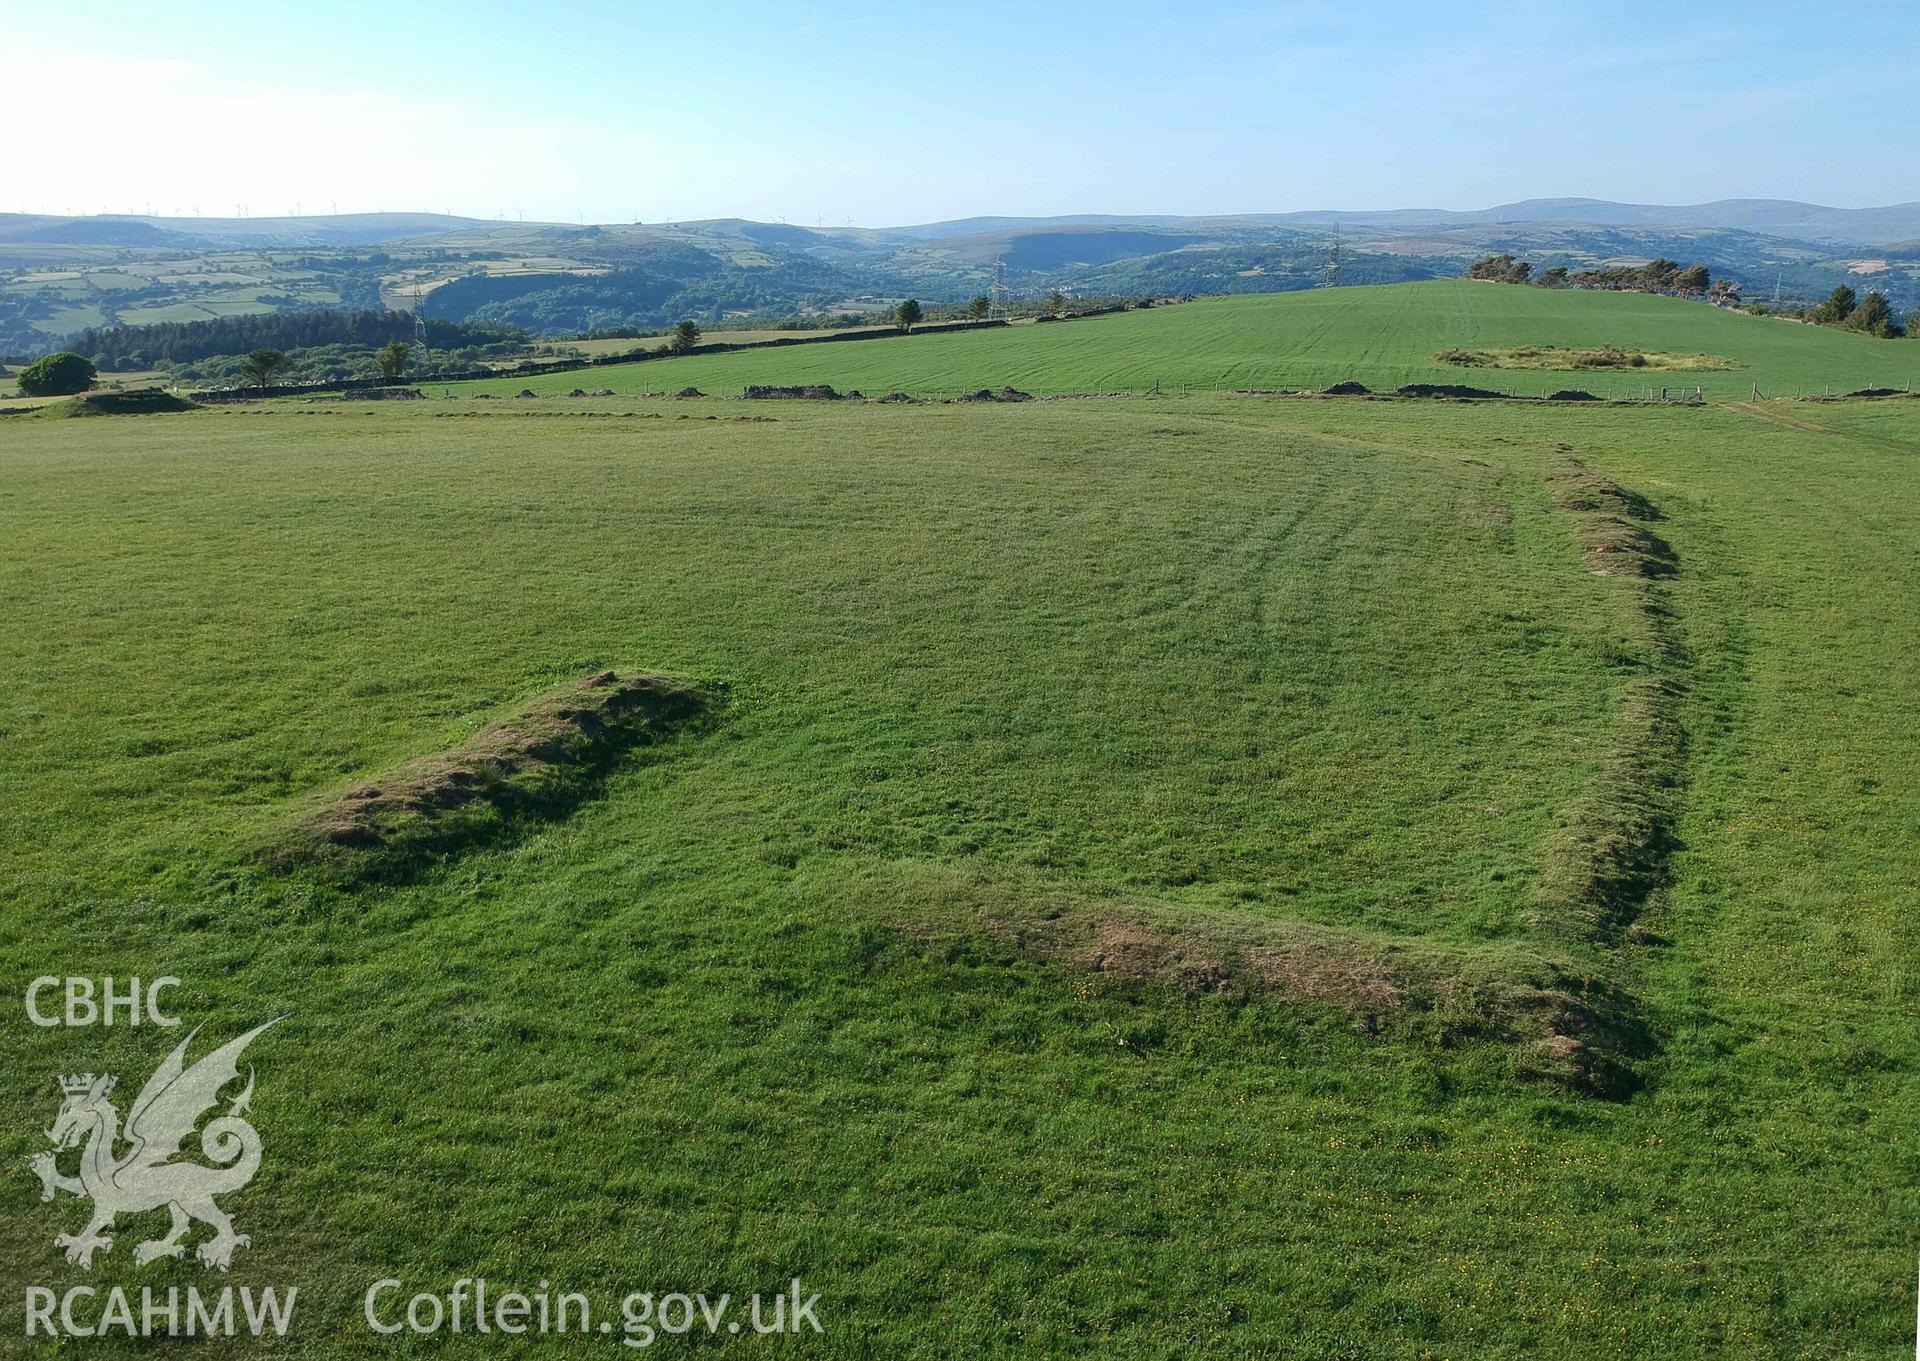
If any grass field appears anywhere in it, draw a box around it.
[523,329,879,365]
[446,282,1920,401]
[2,385,1917,1356]
[485,320,1024,377]
[1,251,345,344]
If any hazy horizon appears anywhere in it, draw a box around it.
[9,193,1920,235]
[7,0,1918,228]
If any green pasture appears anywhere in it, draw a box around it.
[448,281,1920,401]
[0,393,1916,1356]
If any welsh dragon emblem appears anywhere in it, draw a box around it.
[30,1019,282,1271]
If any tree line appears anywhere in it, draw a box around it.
[70,309,527,368]
[438,253,858,335]
[1803,285,1907,338]
[1467,254,1725,298]
[1467,254,1909,336]
[178,338,511,390]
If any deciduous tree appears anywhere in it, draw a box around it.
[1642,258,1681,290]
[239,348,290,392]
[1467,254,1533,284]
[1674,265,1710,296]
[375,341,412,382]
[15,351,96,396]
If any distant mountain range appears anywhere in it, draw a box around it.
[893,200,1920,246]
[3,200,1915,356]
[6,199,1919,248]
[0,211,497,250]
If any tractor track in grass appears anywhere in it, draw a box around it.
[1725,400,1920,453]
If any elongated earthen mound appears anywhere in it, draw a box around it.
[49,389,198,417]
[272,670,720,883]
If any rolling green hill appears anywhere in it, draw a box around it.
[2,392,1917,1354]
[451,281,1920,401]
[10,204,1916,360]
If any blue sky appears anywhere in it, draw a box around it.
[6,1,1917,225]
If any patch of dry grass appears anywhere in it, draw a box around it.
[1438,344,1738,372]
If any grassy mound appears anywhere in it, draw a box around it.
[43,388,198,417]
[271,670,720,883]
[1523,457,1689,1091]
[1395,382,1506,399]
